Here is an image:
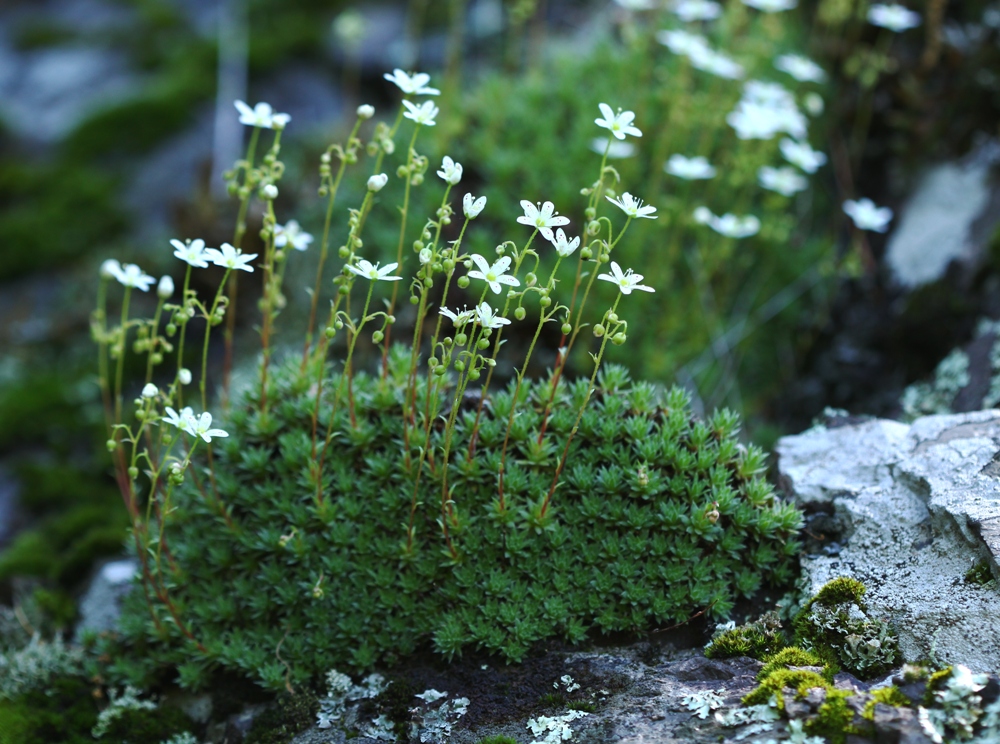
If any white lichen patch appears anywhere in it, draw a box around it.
[92,686,157,738]
[681,688,726,719]
[316,670,389,730]
[526,709,590,743]
[411,691,470,744]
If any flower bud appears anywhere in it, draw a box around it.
[100,259,121,279]
[540,296,552,307]
[372,330,384,343]
[141,383,158,399]
[179,368,192,385]
[357,104,375,119]
[338,245,350,258]
[454,361,465,372]
[368,173,389,192]
[261,184,279,199]
[381,138,395,155]
[581,247,593,260]
[524,272,537,287]
[325,327,336,338]
[607,312,619,323]
[561,322,572,335]
[587,220,601,236]
[593,324,605,337]
[584,207,596,220]
[477,338,490,350]
[157,275,174,299]
[455,333,467,346]
[457,276,470,289]
[321,152,332,164]
[166,323,177,336]
[413,240,425,252]
[106,439,117,452]
[409,295,419,305]
[612,332,627,346]
[514,307,526,321]
[419,248,432,265]
[128,466,139,479]
[468,369,481,381]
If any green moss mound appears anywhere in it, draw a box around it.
[119,353,802,689]
[758,646,824,679]
[705,612,787,660]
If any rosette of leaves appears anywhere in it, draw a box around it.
[114,350,802,690]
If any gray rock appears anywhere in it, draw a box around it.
[886,143,1000,289]
[776,411,1000,672]
[74,558,138,640]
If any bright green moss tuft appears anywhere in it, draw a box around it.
[965,560,994,585]
[809,577,866,608]
[807,688,857,744]
[742,669,830,707]
[758,647,824,680]
[476,737,518,744]
[114,355,803,689]
[862,686,911,720]
[705,613,787,661]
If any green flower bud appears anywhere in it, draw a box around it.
[455,333,467,346]
[607,312,619,323]
[396,165,409,178]
[581,246,593,260]
[338,245,350,258]
[409,295,419,305]
[612,332,627,345]
[106,439,116,452]
[434,365,446,376]
[413,240,425,252]
[335,320,344,329]
[457,276,470,289]
[561,322,572,335]
[128,466,139,480]
[454,361,465,372]
[599,254,610,263]
[594,324,606,337]
[428,357,439,368]
[585,207,596,220]
[539,296,552,307]
[477,338,490,350]
[443,259,455,271]
[514,307,526,321]
[166,323,177,336]
[468,369,481,381]
[525,272,537,287]
[372,330,384,343]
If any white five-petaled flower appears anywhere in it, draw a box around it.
[476,302,511,329]
[689,46,745,79]
[742,0,797,11]
[111,263,156,291]
[774,54,827,83]
[597,261,655,295]
[612,0,658,9]
[437,156,463,185]
[517,200,571,241]
[205,243,257,273]
[383,69,441,96]
[665,154,717,180]
[171,238,210,268]
[595,103,642,141]
[402,99,439,126]
[694,207,761,238]
[672,0,722,22]
[656,29,710,56]
[867,3,921,31]
[727,81,807,140]
[843,198,893,233]
[163,406,196,431]
[463,193,487,219]
[234,100,290,129]
[439,305,475,327]
[548,228,580,258]
[467,254,520,295]
[589,138,635,159]
[758,165,809,196]
[346,258,402,281]
[780,138,827,173]
[185,411,229,443]
[606,192,658,219]
[100,259,121,279]
[274,220,313,251]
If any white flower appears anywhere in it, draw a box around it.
[274,220,313,251]
[656,29,710,56]
[100,259,121,279]
[178,369,192,386]
[261,184,278,199]
[665,154,716,180]
[605,192,657,219]
[758,165,808,196]
[463,193,487,219]
[742,0,797,11]
[727,100,806,140]
[517,200,570,241]
[467,254,520,294]
[346,258,402,281]
[185,411,229,443]
[774,54,827,83]
[163,406,196,430]
[368,173,389,192]
[437,156,463,185]
[205,243,257,273]
[171,239,210,268]
[402,99,439,126]
[476,302,511,329]
[589,138,635,159]
[868,3,920,31]
[694,207,761,238]
[595,103,642,140]
[111,263,156,291]
[383,69,440,96]
[672,0,722,21]
[597,261,654,295]
[141,383,158,399]
[613,0,658,8]
[439,306,475,327]
[157,275,175,299]
[780,138,827,173]
[357,104,375,119]
[843,198,893,233]
[689,46,745,79]
[234,100,290,129]
[804,92,824,116]
[419,248,433,265]
[548,229,580,258]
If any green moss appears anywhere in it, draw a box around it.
[924,667,955,706]
[862,686,911,720]
[706,614,787,661]
[810,577,866,608]
[245,691,320,744]
[807,688,858,744]
[743,669,830,707]
[965,560,994,585]
[567,701,596,713]
[100,705,192,743]
[476,737,518,744]
[538,692,565,708]
[0,676,99,744]
[758,647,824,680]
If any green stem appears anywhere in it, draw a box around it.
[113,287,133,427]
[200,268,234,412]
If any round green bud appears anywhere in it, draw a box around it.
[594,324,606,337]
[599,254,610,263]
[106,439,116,452]
[409,295,419,305]
[435,365,446,376]
[539,296,552,307]
[585,207,596,220]
[372,330,384,343]
[423,230,432,241]
[457,276,470,289]
[428,357,439,368]
[477,338,490,350]
[338,245,350,258]
[581,246,593,260]
[514,307,526,321]
[455,333,467,346]
[325,327,336,338]
[411,174,423,186]
[166,323,177,336]
[441,216,451,225]
[443,337,453,348]
[607,312,619,323]
[525,272,537,287]
[443,259,455,271]
[396,165,408,178]
[413,240,425,252]
[587,220,601,236]
[424,277,433,288]
[468,369,481,381]
[335,320,344,329]
[561,322,572,335]
[338,285,350,295]
[128,466,139,479]
[612,332,627,346]
[454,361,465,372]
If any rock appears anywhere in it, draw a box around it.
[886,142,1000,289]
[776,410,1000,672]
[0,465,23,551]
[669,656,737,682]
[73,557,138,640]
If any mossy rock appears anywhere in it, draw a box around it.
[245,691,320,744]
[705,613,787,661]
[117,353,803,689]
[758,646,824,679]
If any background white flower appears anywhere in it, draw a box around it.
[672,0,722,22]
[665,154,717,180]
[100,259,121,279]
[111,263,156,291]
[694,207,761,238]
[185,412,229,442]
[205,244,257,272]
[517,201,570,240]
[171,238,210,268]
[234,100,289,129]
[598,261,654,294]
[346,259,402,281]
[437,156,463,185]
[780,138,827,173]
[656,29,710,56]
[606,192,657,219]
[157,275,175,299]
[727,80,807,140]
[843,198,893,232]
[595,103,643,140]
[742,0,797,11]
[589,138,636,159]
[383,69,440,96]
[774,54,827,83]
[274,221,313,251]
[758,166,808,196]
[689,47,745,79]
[867,3,921,31]
[402,100,439,126]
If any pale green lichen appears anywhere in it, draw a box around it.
[92,685,158,738]
[0,632,84,701]
[901,348,970,418]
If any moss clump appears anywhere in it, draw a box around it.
[477,737,518,744]
[743,669,830,707]
[0,675,98,744]
[245,691,320,744]
[965,560,994,585]
[923,666,955,706]
[807,688,857,744]
[758,647,824,680]
[705,612,788,661]
[862,686,911,719]
[809,577,866,608]
[99,705,192,743]
[567,701,596,713]
[115,355,803,689]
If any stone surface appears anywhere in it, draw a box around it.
[886,143,1000,289]
[776,410,1000,672]
[73,558,138,640]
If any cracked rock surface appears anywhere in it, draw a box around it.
[776,410,1000,672]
